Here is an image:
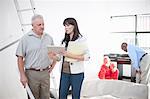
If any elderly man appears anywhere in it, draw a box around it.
[16,14,56,99]
[121,42,150,85]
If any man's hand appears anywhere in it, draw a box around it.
[136,69,141,74]
[20,74,28,88]
[48,51,57,59]
[48,66,53,73]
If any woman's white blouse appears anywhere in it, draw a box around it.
[60,36,90,74]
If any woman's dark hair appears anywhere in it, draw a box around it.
[61,18,82,46]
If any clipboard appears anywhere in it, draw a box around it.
[47,45,65,54]
[65,41,88,62]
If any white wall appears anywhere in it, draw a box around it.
[0,0,27,99]
[34,0,150,79]
[0,0,150,98]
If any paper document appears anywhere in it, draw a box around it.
[47,45,65,54]
[65,41,88,62]
[26,84,35,99]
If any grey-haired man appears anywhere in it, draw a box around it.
[16,14,56,99]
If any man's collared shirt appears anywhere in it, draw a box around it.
[127,44,146,70]
[16,30,54,69]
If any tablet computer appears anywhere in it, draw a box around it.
[47,45,65,53]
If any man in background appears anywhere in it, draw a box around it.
[121,42,150,85]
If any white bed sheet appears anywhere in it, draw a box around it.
[81,78,148,99]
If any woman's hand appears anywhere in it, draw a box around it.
[59,49,68,57]
[59,49,84,61]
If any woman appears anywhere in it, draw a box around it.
[98,56,119,80]
[59,18,90,99]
